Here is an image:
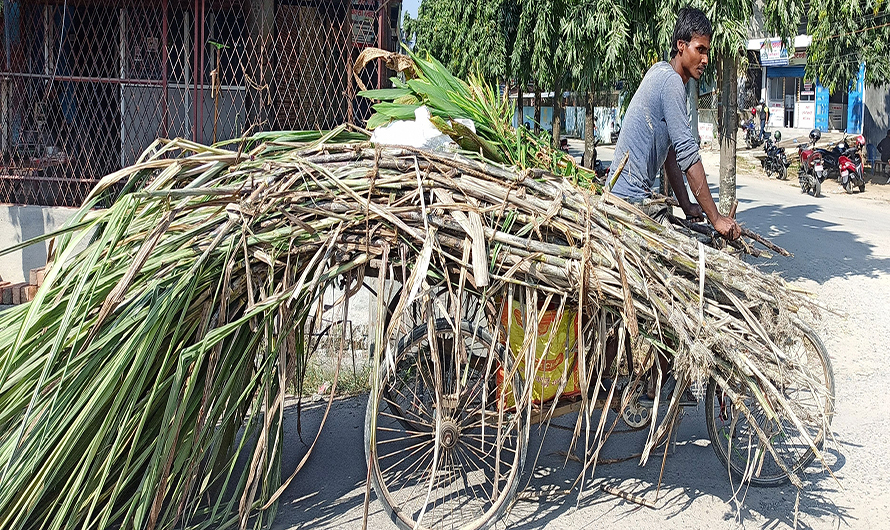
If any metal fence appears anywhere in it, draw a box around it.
[0,0,402,206]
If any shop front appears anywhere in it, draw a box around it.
[750,36,864,134]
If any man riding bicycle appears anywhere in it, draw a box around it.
[604,6,740,405]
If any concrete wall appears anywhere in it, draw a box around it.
[514,106,620,143]
[0,205,78,283]
[864,84,890,148]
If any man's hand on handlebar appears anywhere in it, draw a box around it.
[682,203,704,222]
[712,214,741,241]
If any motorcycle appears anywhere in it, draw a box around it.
[797,134,826,197]
[761,132,789,180]
[830,136,866,194]
[581,137,610,185]
[742,119,764,150]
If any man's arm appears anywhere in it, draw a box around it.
[684,160,741,240]
[659,76,740,240]
[664,147,703,221]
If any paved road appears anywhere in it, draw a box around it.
[269,157,890,530]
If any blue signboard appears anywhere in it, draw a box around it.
[846,63,865,134]
[815,81,829,131]
[760,39,789,66]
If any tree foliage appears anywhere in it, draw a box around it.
[806,0,890,90]
[404,0,888,113]
[403,0,517,82]
[560,0,669,96]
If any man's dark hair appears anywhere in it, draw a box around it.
[670,7,713,58]
[886,129,890,136]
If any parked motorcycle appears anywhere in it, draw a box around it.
[580,137,610,185]
[797,129,826,197]
[761,131,789,180]
[742,119,764,150]
[823,135,866,194]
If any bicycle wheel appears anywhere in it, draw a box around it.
[366,319,527,530]
[376,279,494,431]
[705,323,834,486]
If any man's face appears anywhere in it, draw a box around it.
[678,34,711,80]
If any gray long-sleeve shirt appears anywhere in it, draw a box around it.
[609,62,701,200]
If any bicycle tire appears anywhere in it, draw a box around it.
[366,319,527,530]
[705,323,834,487]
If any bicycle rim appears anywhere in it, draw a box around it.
[705,324,834,486]
[367,320,527,530]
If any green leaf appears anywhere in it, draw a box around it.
[371,102,421,120]
[357,88,413,101]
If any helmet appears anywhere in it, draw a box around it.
[773,130,782,141]
[809,129,822,143]
[856,134,866,147]
[759,98,765,104]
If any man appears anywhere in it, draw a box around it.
[878,129,890,165]
[609,6,739,239]
[605,6,740,405]
[755,99,770,139]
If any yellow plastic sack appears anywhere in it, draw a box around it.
[498,302,581,407]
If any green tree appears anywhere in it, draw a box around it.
[511,0,570,146]
[561,0,670,166]
[805,0,890,90]
[407,0,885,203]
[404,0,516,83]
[534,0,571,148]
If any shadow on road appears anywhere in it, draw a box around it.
[740,202,890,282]
[271,397,376,530]
[714,182,890,283]
[502,405,847,530]
[270,395,848,530]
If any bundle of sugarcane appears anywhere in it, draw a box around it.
[354,47,597,186]
[0,126,832,529]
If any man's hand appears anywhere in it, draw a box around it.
[682,203,704,222]
[712,214,741,241]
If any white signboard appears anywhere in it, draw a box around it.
[829,103,846,130]
[798,102,815,129]
[768,103,784,129]
[760,39,789,66]
[698,122,714,142]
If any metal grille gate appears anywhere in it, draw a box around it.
[0,0,401,206]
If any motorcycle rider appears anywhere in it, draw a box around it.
[606,6,740,405]
[752,99,769,140]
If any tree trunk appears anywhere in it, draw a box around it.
[551,77,563,149]
[516,82,524,129]
[583,91,596,168]
[717,52,738,216]
[534,88,542,134]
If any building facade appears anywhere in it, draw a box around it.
[747,35,865,135]
[0,0,401,206]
